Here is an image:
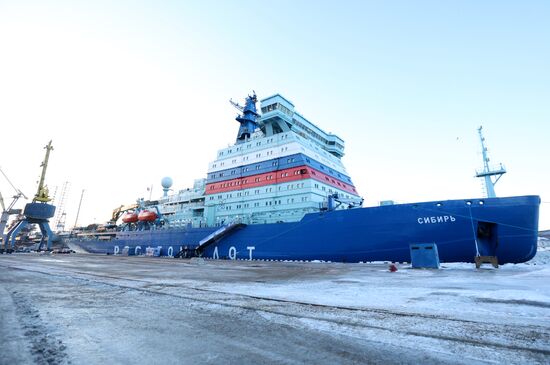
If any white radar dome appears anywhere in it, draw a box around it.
[161,177,173,189]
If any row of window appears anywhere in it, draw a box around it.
[292,118,330,146]
[323,175,351,190]
[217,135,289,158]
[261,102,294,118]
[292,119,344,157]
[210,156,351,185]
[218,196,309,211]
[213,137,343,178]
[208,168,308,190]
[208,171,355,197]
[208,182,308,201]
[212,157,301,179]
[212,145,290,169]
[208,183,356,205]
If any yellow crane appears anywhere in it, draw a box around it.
[34,140,54,203]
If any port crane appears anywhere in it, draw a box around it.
[0,167,28,250]
[2,141,57,253]
[107,203,138,227]
[52,181,70,231]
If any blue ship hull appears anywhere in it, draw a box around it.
[65,195,540,264]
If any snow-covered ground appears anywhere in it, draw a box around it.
[533,237,550,264]
[194,256,550,329]
[1,246,549,364]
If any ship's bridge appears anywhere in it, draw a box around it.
[259,94,345,158]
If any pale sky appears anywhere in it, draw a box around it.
[0,0,548,230]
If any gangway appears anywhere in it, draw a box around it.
[195,222,246,253]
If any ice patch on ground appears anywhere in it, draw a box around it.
[525,238,550,265]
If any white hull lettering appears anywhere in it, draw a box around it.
[417,215,456,224]
[114,245,120,255]
[135,246,141,255]
[247,246,255,260]
[168,246,173,257]
[213,246,219,259]
[229,246,237,260]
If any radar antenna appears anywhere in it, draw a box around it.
[475,126,506,198]
[229,99,244,112]
[230,92,260,144]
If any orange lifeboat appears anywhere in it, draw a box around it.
[138,210,158,222]
[121,212,138,223]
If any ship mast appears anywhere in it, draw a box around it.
[230,92,260,144]
[475,126,506,198]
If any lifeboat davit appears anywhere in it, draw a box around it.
[121,212,138,223]
[138,210,158,222]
